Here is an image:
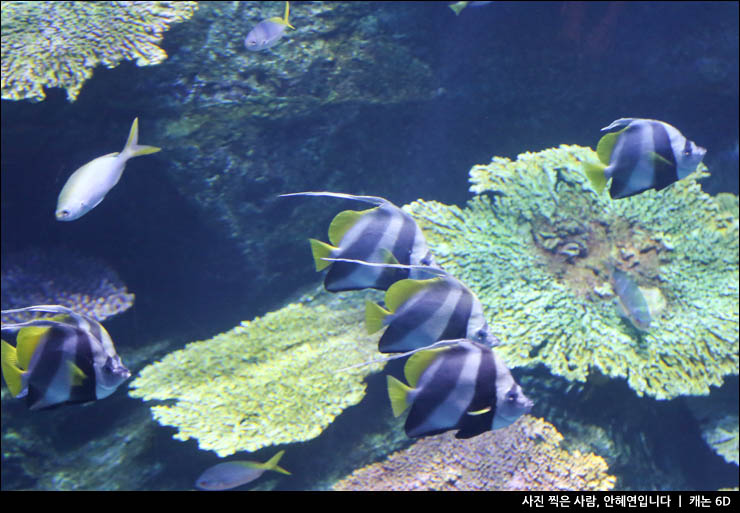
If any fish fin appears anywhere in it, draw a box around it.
[67,361,88,388]
[309,239,336,271]
[260,450,292,475]
[16,326,50,370]
[595,129,625,165]
[449,2,468,16]
[404,346,450,388]
[467,407,492,416]
[1,340,26,397]
[648,151,673,168]
[365,299,392,334]
[278,191,388,206]
[385,278,439,312]
[283,1,295,29]
[328,208,375,246]
[123,118,161,159]
[601,118,635,132]
[387,375,412,417]
[583,160,608,194]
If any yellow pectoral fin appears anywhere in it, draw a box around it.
[467,407,492,416]
[67,361,88,387]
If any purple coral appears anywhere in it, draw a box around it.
[1,247,134,323]
[334,416,616,491]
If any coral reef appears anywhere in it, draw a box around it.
[333,415,616,491]
[1,247,134,322]
[129,287,385,457]
[1,1,197,102]
[686,378,740,466]
[405,145,739,399]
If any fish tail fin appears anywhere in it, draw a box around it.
[122,118,161,159]
[365,299,391,334]
[263,450,292,475]
[1,340,26,397]
[449,2,467,16]
[309,238,335,271]
[387,375,412,417]
[283,1,295,29]
[583,160,607,194]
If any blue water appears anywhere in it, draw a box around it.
[1,1,738,490]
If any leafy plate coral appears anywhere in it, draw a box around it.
[1,1,197,102]
[129,288,384,457]
[405,145,738,399]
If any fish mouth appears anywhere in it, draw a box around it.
[55,209,71,221]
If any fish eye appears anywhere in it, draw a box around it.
[506,389,518,403]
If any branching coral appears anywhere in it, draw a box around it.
[1,247,134,322]
[129,288,385,457]
[405,145,738,399]
[333,415,616,491]
[1,1,198,102]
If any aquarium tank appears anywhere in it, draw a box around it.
[1,1,738,491]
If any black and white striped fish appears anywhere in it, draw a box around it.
[1,305,130,410]
[388,339,532,439]
[280,192,439,291]
[584,118,706,199]
[367,273,499,352]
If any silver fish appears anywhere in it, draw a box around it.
[245,1,294,52]
[196,450,290,491]
[56,118,160,221]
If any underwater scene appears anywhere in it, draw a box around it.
[1,1,738,491]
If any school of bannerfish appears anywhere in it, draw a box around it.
[0,1,713,491]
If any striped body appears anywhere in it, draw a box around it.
[1,305,130,410]
[388,340,532,439]
[368,275,498,353]
[592,118,705,199]
[281,192,439,291]
[612,269,651,331]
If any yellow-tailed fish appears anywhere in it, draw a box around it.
[195,450,291,491]
[245,1,295,52]
[55,118,160,221]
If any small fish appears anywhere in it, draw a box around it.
[366,271,499,352]
[1,305,130,410]
[280,192,440,292]
[584,118,706,199]
[196,450,291,491]
[245,1,295,52]
[611,268,651,331]
[388,339,533,439]
[56,118,160,221]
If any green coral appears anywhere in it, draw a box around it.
[1,1,197,102]
[129,288,385,457]
[334,415,616,491]
[405,145,739,400]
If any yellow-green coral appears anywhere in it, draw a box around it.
[129,288,385,457]
[334,415,616,491]
[405,145,739,399]
[1,1,197,102]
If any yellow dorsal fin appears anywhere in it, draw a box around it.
[1,340,26,397]
[309,238,336,271]
[16,325,50,370]
[387,375,412,417]
[365,299,392,334]
[385,278,439,313]
[404,346,450,388]
[328,208,375,246]
[596,128,626,164]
